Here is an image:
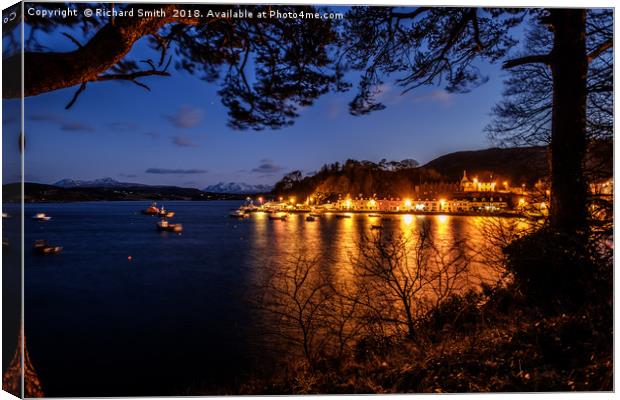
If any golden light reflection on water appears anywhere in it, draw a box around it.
[249,213,529,289]
[402,214,414,226]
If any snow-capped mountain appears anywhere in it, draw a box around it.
[53,177,146,188]
[204,182,273,194]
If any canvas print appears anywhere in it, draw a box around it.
[1,2,613,397]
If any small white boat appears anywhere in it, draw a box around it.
[32,213,51,221]
[158,205,175,218]
[141,202,160,215]
[269,213,288,221]
[2,212,9,219]
[157,219,183,233]
[33,240,62,255]
[229,210,250,219]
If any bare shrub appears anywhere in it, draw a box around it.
[351,221,473,340]
[254,253,334,368]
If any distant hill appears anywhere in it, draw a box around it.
[204,182,273,194]
[53,177,148,188]
[422,146,549,183]
[271,146,554,201]
[3,183,250,203]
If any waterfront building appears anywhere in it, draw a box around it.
[461,170,498,192]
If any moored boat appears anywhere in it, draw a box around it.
[370,225,383,230]
[156,219,183,233]
[306,216,316,222]
[33,240,62,255]
[158,205,175,218]
[229,210,250,219]
[141,202,160,215]
[32,213,51,221]
[368,213,381,217]
[335,214,351,219]
[269,213,288,221]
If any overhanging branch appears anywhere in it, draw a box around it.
[502,54,551,69]
[3,4,202,99]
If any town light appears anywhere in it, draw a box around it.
[289,197,296,204]
[345,199,352,209]
[258,197,264,204]
[403,199,412,208]
[368,199,377,208]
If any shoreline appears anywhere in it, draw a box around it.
[255,209,528,219]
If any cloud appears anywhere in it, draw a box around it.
[29,113,95,132]
[163,106,204,128]
[144,131,160,139]
[29,114,58,122]
[251,158,285,174]
[60,122,96,132]
[107,122,138,131]
[412,89,453,106]
[172,134,200,148]
[119,173,138,178]
[145,168,207,175]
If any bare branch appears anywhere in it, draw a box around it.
[502,54,551,69]
[61,32,83,49]
[65,82,87,109]
[587,39,612,62]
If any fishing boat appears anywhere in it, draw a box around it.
[141,202,160,215]
[33,240,62,255]
[229,210,250,219]
[158,205,175,218]
[156,219,183,233]
[32,213,51,221]
[269,213,288,221]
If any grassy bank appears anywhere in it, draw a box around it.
[235,285,612,394]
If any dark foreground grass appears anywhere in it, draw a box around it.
[233,285,612,394]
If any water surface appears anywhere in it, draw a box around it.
[23,201,516,396]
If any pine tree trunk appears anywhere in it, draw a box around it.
[549,9,589,236]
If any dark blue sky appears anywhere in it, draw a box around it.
[12,8,513,189]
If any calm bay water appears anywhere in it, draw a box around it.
[21,201,514,396]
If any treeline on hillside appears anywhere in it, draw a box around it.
[272,159,434,202]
